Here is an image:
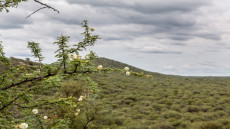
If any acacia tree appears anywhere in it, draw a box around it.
[0,1,149,128]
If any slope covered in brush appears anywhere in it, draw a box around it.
[90,58,230,129]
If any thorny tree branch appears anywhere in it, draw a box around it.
[26,0,60,18]
[0,69,102,91]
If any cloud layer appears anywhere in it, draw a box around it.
[1,0,230,76]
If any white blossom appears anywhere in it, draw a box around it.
[75,55,82,60]
[68,53,76,61]
[124,67,129,71]
[98,65,103,70]
[43,116,48,120]
[74,109,80,117]
[68,53,74,58]
[69,58,74,61]
[19,123,28,129]
[68,53,82,61]
[78,97,82,101]
[74,112,79,117]
[32,109,38,114]
[78,96,85,101]
[90,28,95,32]
[126,71,130,76]
[80,95,84,98]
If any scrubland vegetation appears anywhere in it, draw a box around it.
[2,57,229,129]
[91,58,230,129]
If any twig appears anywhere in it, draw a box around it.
[26,0,59,18]
[25,7,46,18]
[34,0,59,13]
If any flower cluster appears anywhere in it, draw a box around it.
[68,53,81,61]
[74,109,81,117]
[15,123,28,129]
[78,95,85,101]
[126,71,130,76]
[32,109,38,114]
[124,67,129,71]
[90,28,95,32]
[97,65,103,70]
[44,116,48,120]
[124,67,130,76]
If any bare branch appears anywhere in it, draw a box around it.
[25,6,46,18]
[34,0,59,13]
[26,0,60,18]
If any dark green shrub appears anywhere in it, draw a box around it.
[114,117,126,126]
[187,106,200,113]
[127,125,149,129]
[163,111,182,119]
[171,120,182,127]
[152,104,164,111]
[149,113,159,120]
[170,104,181,112]
[198,122,223,129]
[112,104,118,109]
[201,106,211,112]
[153,124,175,129]
[214,106,224,111]
[61,79,85,97]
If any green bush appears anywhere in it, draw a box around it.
[198,122,223,129]
[61,79,86,98]
[162,110,182,119]
[153,124,175,129]
[187,106,200,113]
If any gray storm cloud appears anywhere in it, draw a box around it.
[1,0,230,76]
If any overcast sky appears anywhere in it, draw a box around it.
[1,0,230,76]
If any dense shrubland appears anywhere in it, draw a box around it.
[90,68,230,129]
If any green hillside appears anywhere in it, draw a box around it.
[1,57,230,129]
[94,57,159,74]
[91,58,230,129]
[94,57,168,79]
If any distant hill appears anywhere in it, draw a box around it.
[1,57,163,76]
[0,57,39,74]
[94,57,167,78]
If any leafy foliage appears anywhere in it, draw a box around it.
[0,0,27,12]
[0,20,105,128]
[27,41,44,72]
